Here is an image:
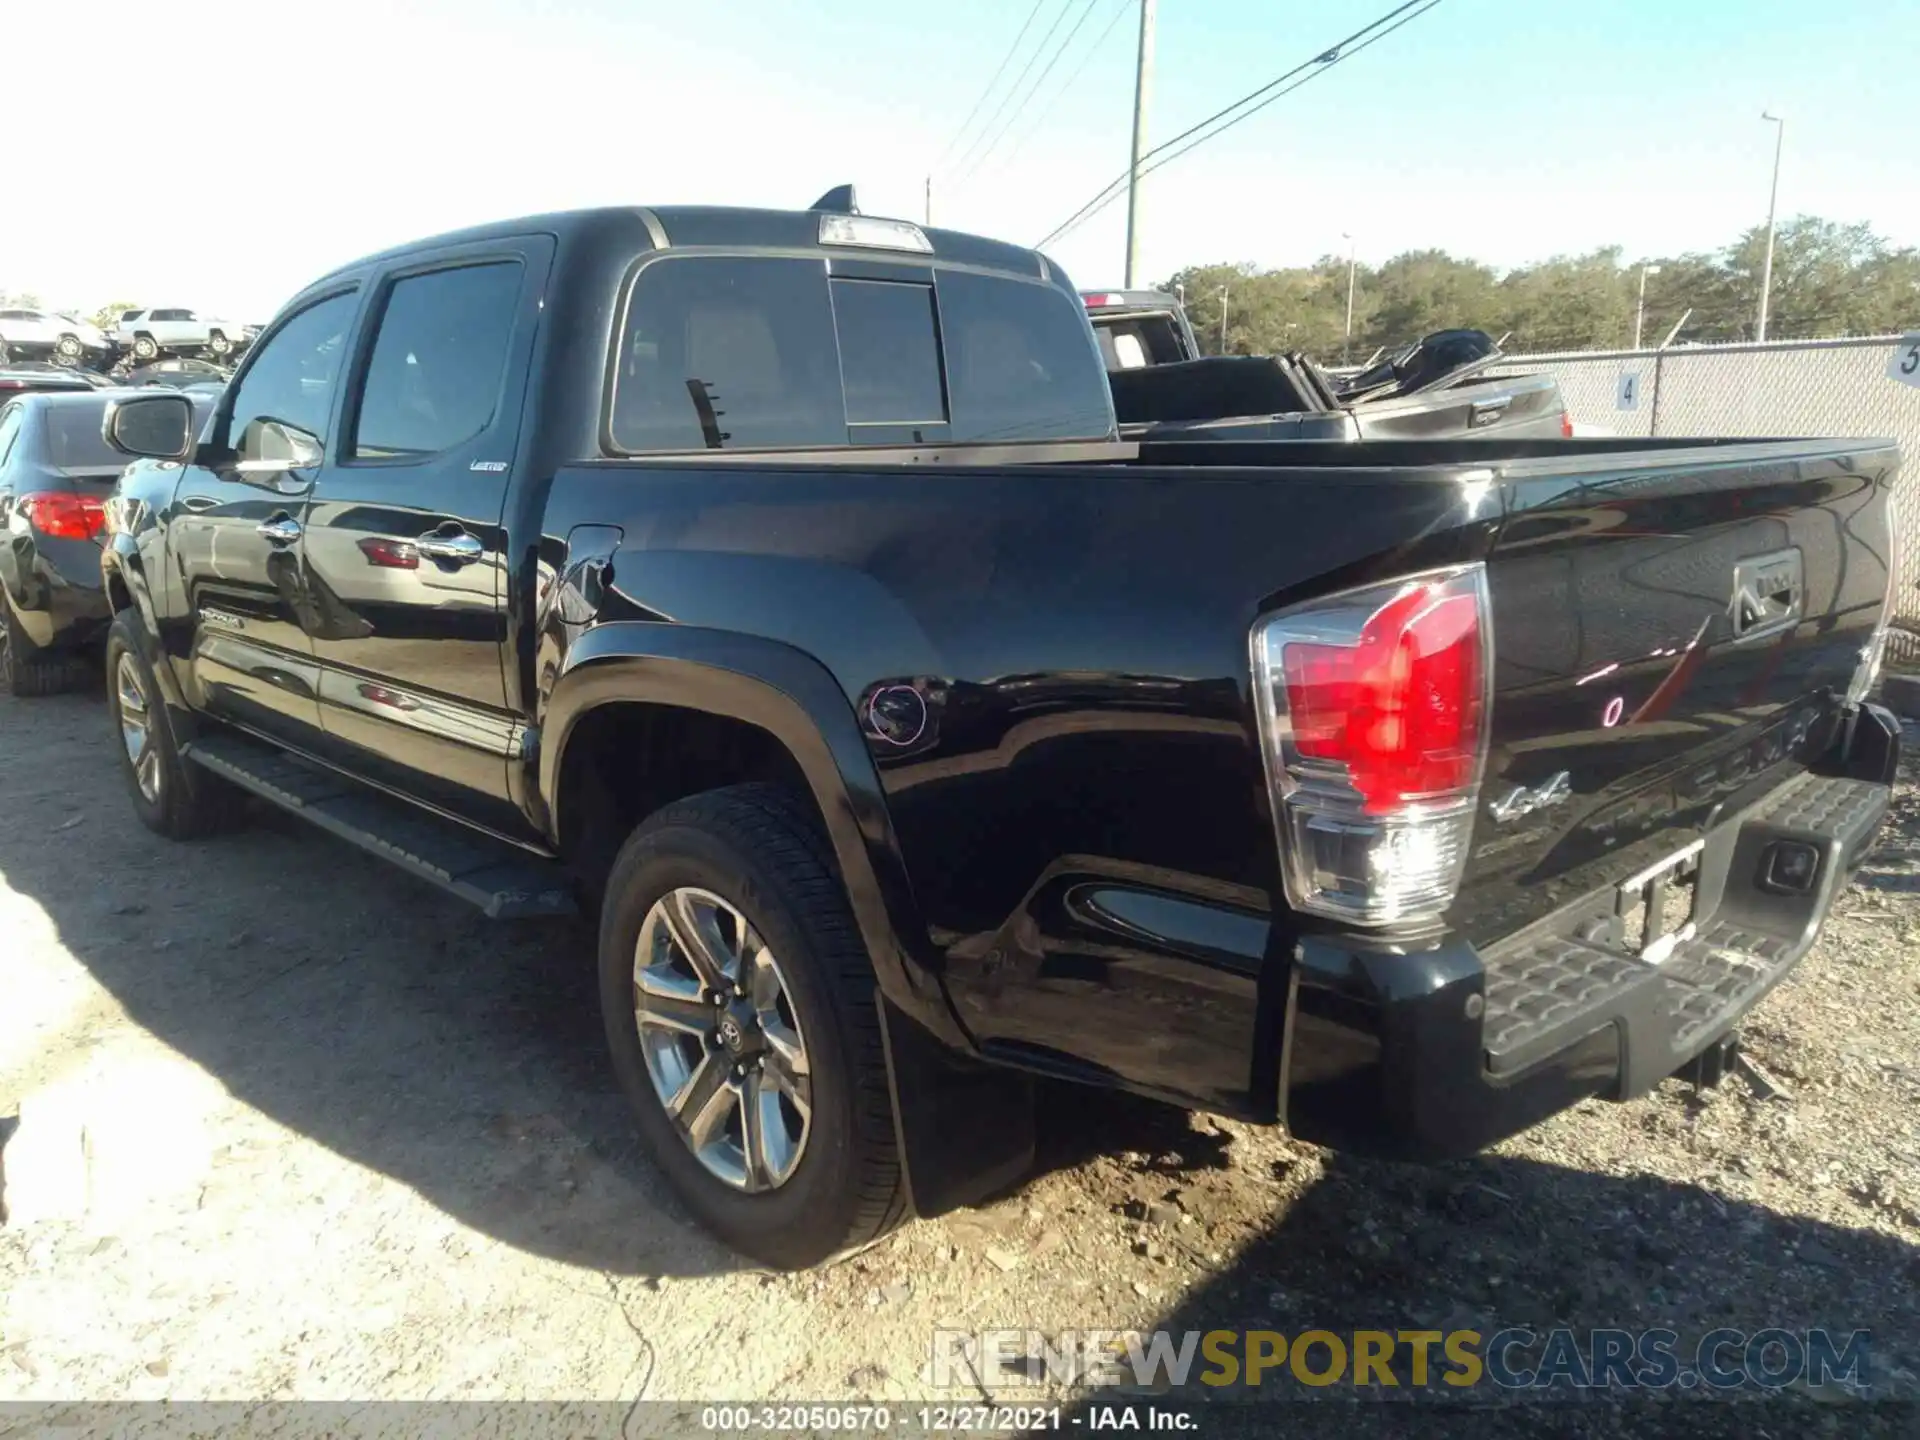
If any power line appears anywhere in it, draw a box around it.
[954,0,1109,185]
[948,0,1081,181]
[1035,0,1444,251]
[935,0,1052,170]
[975,0,1134,182]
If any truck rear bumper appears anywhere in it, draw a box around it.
[1281,703,1899,1160]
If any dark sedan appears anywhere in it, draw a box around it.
[0,389,213,694]
[122,358,233,390]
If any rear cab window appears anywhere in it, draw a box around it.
[608,254,1111,454]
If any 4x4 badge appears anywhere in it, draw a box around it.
[1489,770,1572,824]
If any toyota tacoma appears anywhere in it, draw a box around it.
[96,194,1900,1268]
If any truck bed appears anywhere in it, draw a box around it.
[546,433,1895,997]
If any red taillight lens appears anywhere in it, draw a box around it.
[1252,564,1492,926]
[1082,292,1124,308]
[357,536,420,569]
[21,491,107,541]
[1281,585,1484,812]
[1560,411,1574,439]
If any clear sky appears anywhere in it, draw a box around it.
[9,0,1916,320]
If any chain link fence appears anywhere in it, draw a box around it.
[1494,335,1920,641]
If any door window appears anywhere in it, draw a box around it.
[348,262,523,459]
[0,405,24,467]
[219,290,357,465]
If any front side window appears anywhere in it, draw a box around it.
[350,262,522,459]
[612,257,844,453]
[937,271,1113,443]
[220,290,357,464]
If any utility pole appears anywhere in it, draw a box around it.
[1342,232,1357,363]
[925,175,932,226]
[1633,262,1662,350]
[1123,0,1156,288]
[1757,110,1785,342]
[1218,286,1230,353]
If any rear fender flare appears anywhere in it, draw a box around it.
[540,621,962,1046]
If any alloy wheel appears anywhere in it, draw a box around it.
[115,653,162,803]
[632,886,812,1192]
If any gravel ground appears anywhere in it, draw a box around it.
[2,684,1918,1432]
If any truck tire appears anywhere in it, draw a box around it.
[0,593,92,697]
[598,782,907,1269]
[54,334,85,366]
[207,330,232,357]
[104,613,241,839]
[131,334,159,361]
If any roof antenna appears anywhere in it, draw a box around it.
[809,185,860,215]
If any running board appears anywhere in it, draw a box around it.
[183,731,577,919]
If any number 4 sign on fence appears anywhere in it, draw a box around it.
[1891,335,1920,388]
[1617,371,1642,410]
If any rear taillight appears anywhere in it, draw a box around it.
[21,491,107,541]
[1252,563,1492,926]
[1560,411,1574,439]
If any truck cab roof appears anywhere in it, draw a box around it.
[307,205,1059,296]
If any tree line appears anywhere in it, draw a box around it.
[1163,216,1920,361]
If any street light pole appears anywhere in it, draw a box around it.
[1123,0,1157,288]
[1633,263,1662,350]
[1757,110,1785,342]
[1343,232,1357,363]
[1218,286,1230,353]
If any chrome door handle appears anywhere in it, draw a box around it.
[256,515,303,544]
[416,530,484,564]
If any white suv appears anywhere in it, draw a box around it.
[110,308,249,361]
[0,309,113,366]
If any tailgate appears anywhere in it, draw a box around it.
[1452,439,1897,944]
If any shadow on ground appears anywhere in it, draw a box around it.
[1051,1145,1919,1436]
[0,693,744,1278]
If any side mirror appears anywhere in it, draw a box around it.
[234,418,325,474]
[104,392,195,461]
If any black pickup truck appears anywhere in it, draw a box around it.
[97,197,1900,1269]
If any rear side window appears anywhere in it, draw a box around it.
[938,271,1112,443]
[350,262,522,459]
[46,404,122,470]
[612,257,843,453]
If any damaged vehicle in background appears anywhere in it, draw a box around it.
[1083,289,1570,442]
